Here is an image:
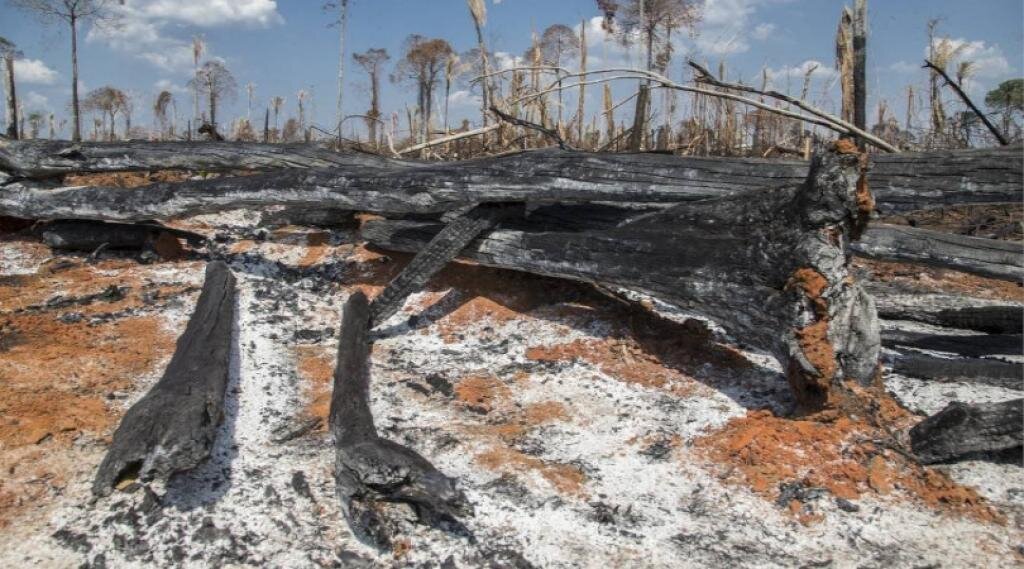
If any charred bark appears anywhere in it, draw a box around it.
[0,139,410,178]
[910,398,1023,464]
[93,261,236,496]
[369,205,504,328]
[853,224,1023,282]
[1,145,1019,219]
[330,291,470,548]
[36,219,206,252]
[365,146,882,413]
[890,352,1022,391]
[869,290,1023,335]
[881,329,1022,358]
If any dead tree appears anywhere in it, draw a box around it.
[2,144,1019,217]
[365,143,882,413]
[330,291,470,548]
[93,261,236,495]
[911,399,1023,464]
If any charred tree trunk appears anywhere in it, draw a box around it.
[330,291,470,548]
[910,399,1023,464]
[93,261,236,496]
[868,289,1023,335]
[365,145,882,413]
[2,145,1019,220]
[890,352,1022,391]
[853,224,1023,282]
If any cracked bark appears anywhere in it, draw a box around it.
[330,291,471,549]
[93,261,236,496]
[365,145,882,413]
[910,399,1023,464]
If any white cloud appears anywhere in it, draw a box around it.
[22,91,50,111]
[751,23,775,41]
[154,79,189,94]
[13,59,59,84]
[494,51,525,71]
[87,0,283,73]
[136,0,282,27]
[448,89,482,108]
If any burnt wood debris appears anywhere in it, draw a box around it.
[1,137,1020,539]
[93,261,236,496]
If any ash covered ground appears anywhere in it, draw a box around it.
[0,208,1021,568]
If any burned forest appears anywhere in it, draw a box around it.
[0,1,1022,568]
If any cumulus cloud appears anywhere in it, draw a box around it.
[448,89,482,108]
[87,0,283,73]
[751,23,775,41]
[22,91,51,111]
[13,59,59,84]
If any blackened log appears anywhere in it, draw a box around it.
[910,399,1023,464]
[882,329,1022,358]
[870,290,1023,334]
[366,146,882,412]
[853,224,1023,282]
[37,219,206,252]
[890,352,1022,390]
[92,261,236,496]
[2,146,1020,221]
[369,205,506,327]
[0,139,410,178]
[330,291,470,548]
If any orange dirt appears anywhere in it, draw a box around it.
[0,259,187,528]
[294,346,335,432]
[298,232,331,267]
[475,446,587,496]
[855,258,1024,301]
[454,375,512,413]
[695,409,1003,524]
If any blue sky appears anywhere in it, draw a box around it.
[2,0,1021,139]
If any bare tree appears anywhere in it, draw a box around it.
[466,0,491,131]
[270,95,284,141]
[9,0,118,142]
[245,82,255,122]
[82,85,127,141]
[540,24,581,131]
[0,36,21,139]
[154,90,173,141]
[394,35,454,148]
[189,60,237,136]
[323,0,349,141]
[354,47,389,145]
[191,35,205,126]
[616,0,701,149]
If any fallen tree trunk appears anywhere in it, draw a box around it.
[93,261,236,496]
[0,139,410,178]
[853,224,1023,282]
[330,291,470,548]
[869,290,1023,334]
[366,145,882,413]
[889,351,1022,390]
[910,398,1023,464]
[881,328,1022,358]
[37,219,206,252]
[1,145,1019,219]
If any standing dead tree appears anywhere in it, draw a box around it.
[10,0,118,142]
[393,35,454,152]
[81,86,127,141]
[923,59,1009,145]
[540,24,581,135]
[353,48,390,147]
[0,36,20,140]
[189,60,237,139]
